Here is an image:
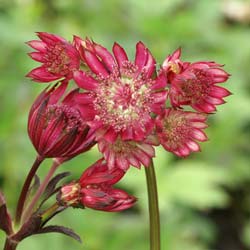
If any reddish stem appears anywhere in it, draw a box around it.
[15,155,44,224]
[22,159,61,223]
[4,238,18,250]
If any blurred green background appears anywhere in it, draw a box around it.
[0,0,250,249]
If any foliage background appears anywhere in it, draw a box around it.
[0,0,250,249]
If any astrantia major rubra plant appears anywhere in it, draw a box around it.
[0,32,231,250]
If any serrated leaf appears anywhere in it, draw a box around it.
[35,225,82,243]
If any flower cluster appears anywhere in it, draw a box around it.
[26,32,230,210]
[0,32,232,250]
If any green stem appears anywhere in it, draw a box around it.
[145,159,161,250]
[22,159,61,223]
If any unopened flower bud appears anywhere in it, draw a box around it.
[58,159,137,212]
[28,81,96,159]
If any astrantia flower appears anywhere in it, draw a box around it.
[74,40,168,142]
[58,159,137,212]
[27,32,80,82]
[161,48,231,113]
[155,108,208,157]
[28,81,95,159]
[98,135,159,170]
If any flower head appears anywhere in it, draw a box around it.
[155,108,208,157]
[161,49,231,113]
[98,135,159,170]
[58,159,137,212]
[28,81,95,159]
[27,32,80,82]
[74,40,167,142]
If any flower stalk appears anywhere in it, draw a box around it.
[145,159,161,250]
[15,155,44,224]
[22,159,61,223]
[4,237,18,250]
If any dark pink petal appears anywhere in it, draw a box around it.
[191,129,208,141]
[143,50,156,77]
[73,71,99,90]
[135,42,148,73]
[121,127,133,140]
[49,81,68,104]
[208,68,230,83]
[26,40,47,52]
[73,35,83,50]
[192,101,216,113]
[185,112,207,122]
[210,86,231,98]
[190,121,208,129]
[135,149,151,167]
[93,43,116,72]
[176,144,190,157]
[26,66,60,82]
[78,105,96,121]
[185,140,200,152]
[137,143,155,158]
[206,96,225,105]
[103,128,118,143]
[76,92,95,104]
[170,47,182,61]
[153,73,167,89]
[37,32,66,44]
[112,42,128,68]
[98,140,107,153]
[151,92,168,104]
[62,88,79,106]
[83,50,109,77]
[116,157,130,171]
[128,155,141,168]
[28,52,45,62]
[107,151,115,169]
[162,47,182,69]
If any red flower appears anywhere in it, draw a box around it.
[28,81,95,160]
[58,159,137,212]
[26,32,80,82]
[161,48,231,113]
[98,135,159,170]
[155,108,208,157]
[73,39,167,142]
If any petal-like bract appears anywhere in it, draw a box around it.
[27,32,80,82]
